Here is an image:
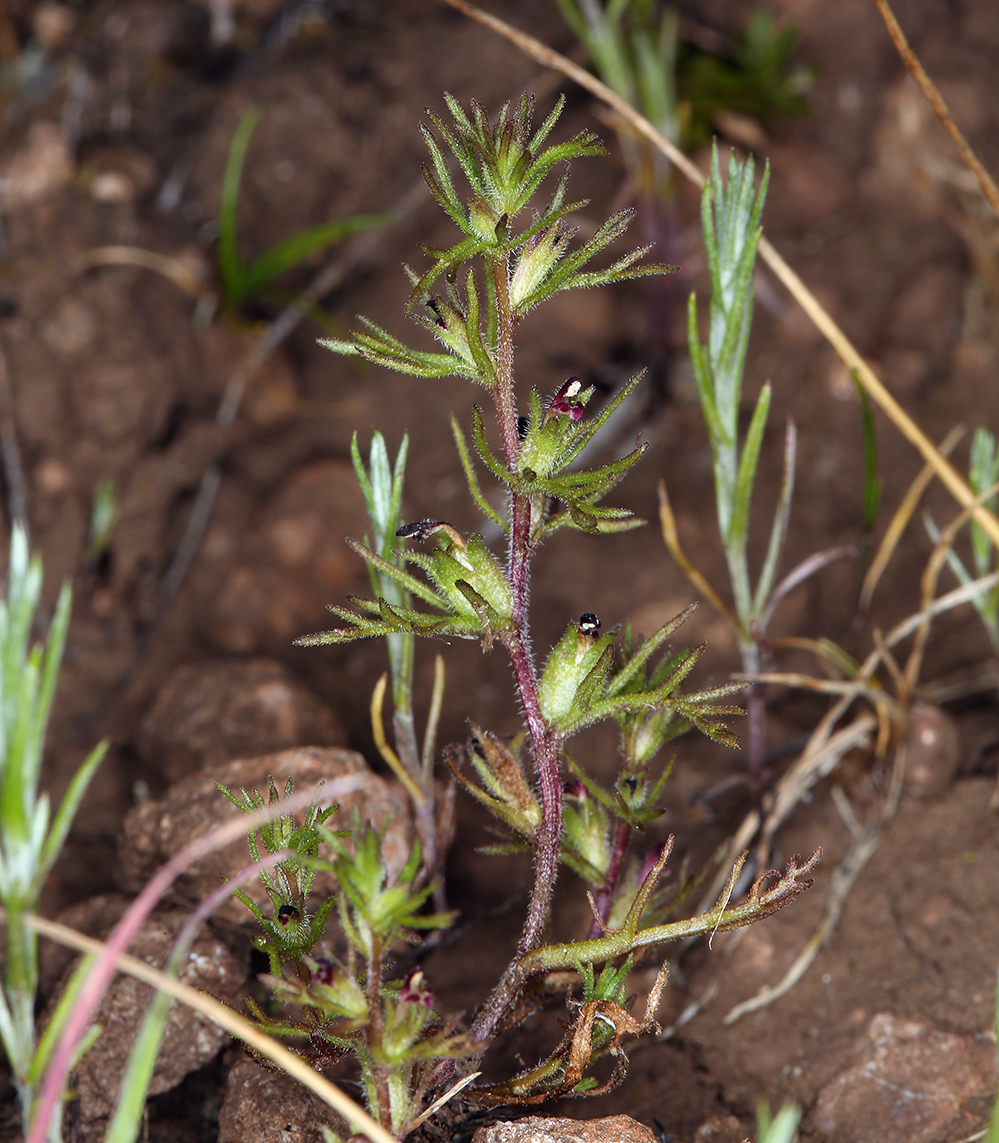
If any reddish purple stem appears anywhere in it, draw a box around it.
[588,819,632,940]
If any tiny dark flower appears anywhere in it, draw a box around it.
[426,297,447,327]
[400,969,433,1007]
[578,613,601,634]
[276,903,299,927]
[549,377,585,420]
[563,776,588,800]
[312,957,336,986]
[396,520,466,548]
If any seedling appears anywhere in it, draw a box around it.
[217,105,391,313]
[0,525,107,1140]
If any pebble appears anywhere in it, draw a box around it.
[813,1012,997,1143]
[471,1114,662,1143]
[117,747,414,924]
[137,658,346,783]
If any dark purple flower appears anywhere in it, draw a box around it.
[400,969,433,1007]
[563,775,588,800]
[548,377,585,420]
[276,903,300,927]
[312,957,336,986]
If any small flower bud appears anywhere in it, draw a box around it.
[469,195,503,242]
[406,526,513,626]
[538,614,612,730]
[509,221,575,309]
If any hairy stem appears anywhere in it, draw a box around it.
[490,257,521,467]
[365,935,392,1125]
[469,253,565,1047]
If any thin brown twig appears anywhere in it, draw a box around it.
[873,0,999,223]
[439,0,999,552]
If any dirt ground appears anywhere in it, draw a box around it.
[1,0,999,1140]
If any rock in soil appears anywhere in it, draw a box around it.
[137,658,346,783]
[471,1114,661,1143]
[692,1115,751,1143]
[902,701,961,798]
[218,1054,348,1143]
[117,747,414,924]
[198,458,370,655]
[813,1012,997,1143]
[55,908,244,1142]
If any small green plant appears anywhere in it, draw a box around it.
[350,431,448,910]
[555,3,813,172]
[679,9,814,148]
[217,106,391,313]
[86,478,118,564]
[222,91,821,1137]
[0,525,107,1139]
[555,0,680,198]
[217,777,461,1138]
[756,1100,800,1143]
[660,142,794,778]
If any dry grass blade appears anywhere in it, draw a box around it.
[725,742,905,1024]
[407,1071,483,1131]
[761,713,879,851]
[18,912,396,1143]
[73,246,210,299]
[657,481,739,627]
[860,425,964,611]
[873,0,999,223]
[439,0,999,550]
[902,480,999,694]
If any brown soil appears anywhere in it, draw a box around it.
[2,0,999,1140]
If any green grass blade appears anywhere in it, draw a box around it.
[985,967,999,1143]
[23,585,71,795]
[730,382,771,552]
[218,105,260,305]
[36,739,107,890]
[240,212,391,303]
[753,416,797,620]
[26,952,96,1086]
